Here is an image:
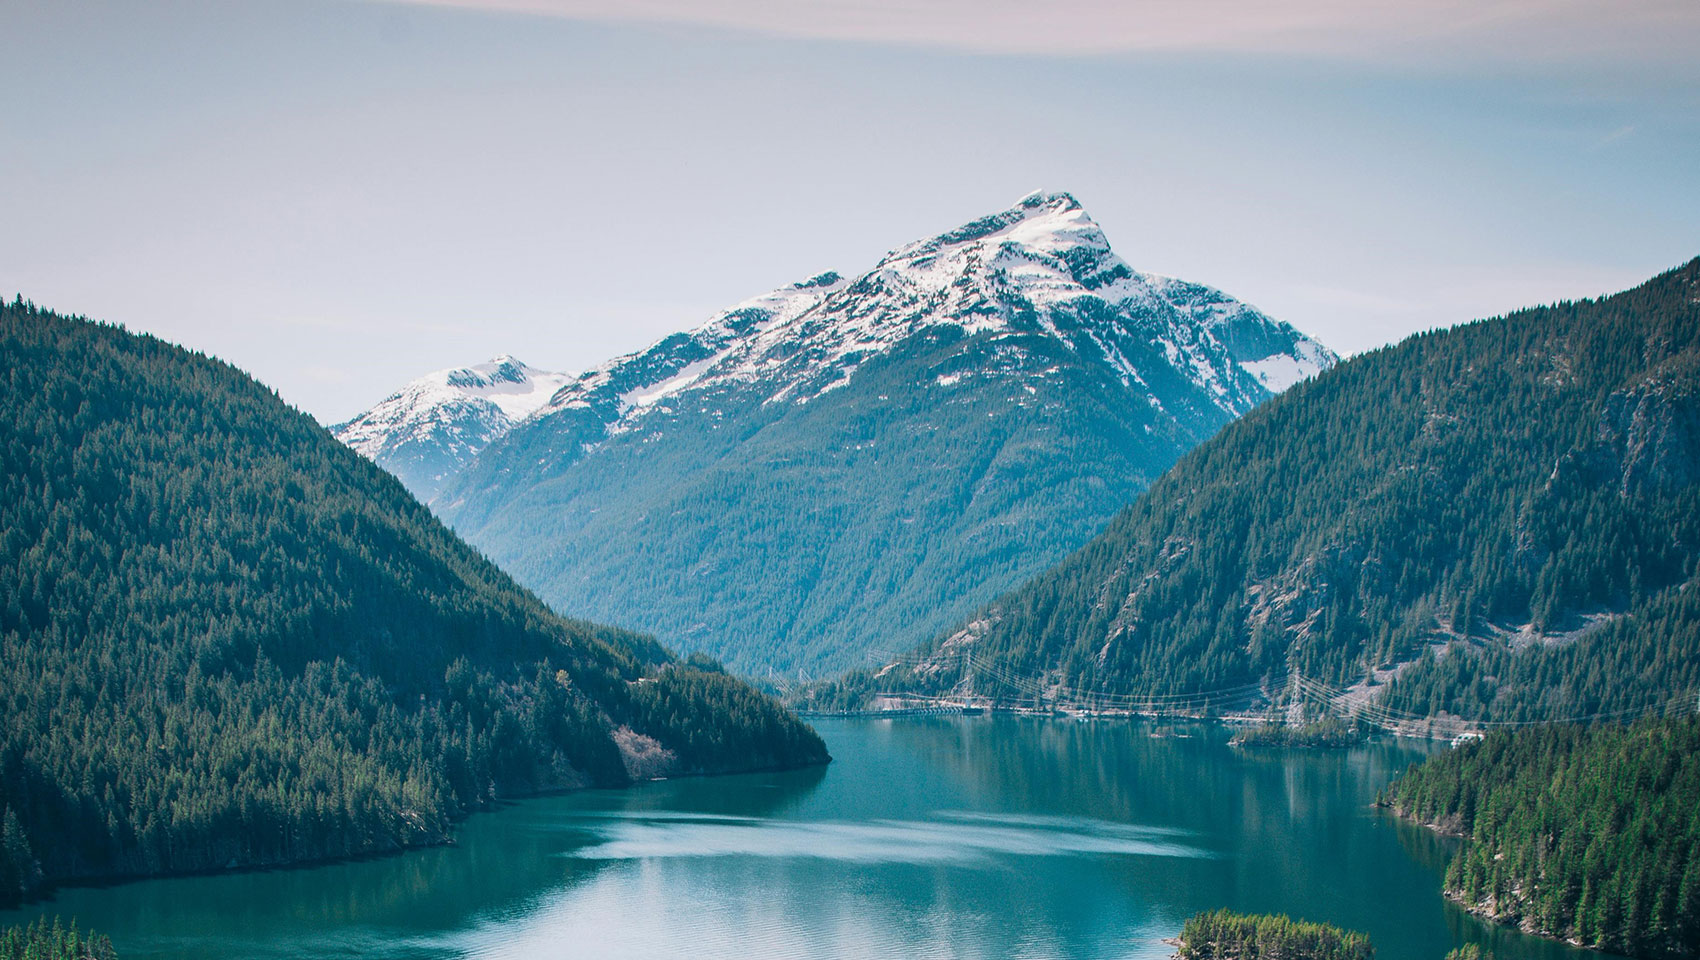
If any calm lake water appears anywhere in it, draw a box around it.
[0,718,1623,960]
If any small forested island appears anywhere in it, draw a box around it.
[0,302,827,906]
[1380,717,1700,959]
[0,917,115,960]
[1174,910,1374,960]
[1229,717,1367,749]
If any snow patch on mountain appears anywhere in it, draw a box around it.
[617,357,720,414]
[333,356,570,501]
[1242,339,1334,392]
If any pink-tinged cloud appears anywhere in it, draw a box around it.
[362,0,1700,61]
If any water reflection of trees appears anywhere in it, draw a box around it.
[1387,812,1456,878]
[1441,898,1622,960]
[1395,802,1623,960]
[17,723,1622,960]
[4,766,829,959]
[605,762,830,820]
[863,718,1486,960]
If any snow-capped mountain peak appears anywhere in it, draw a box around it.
[882,189,1103,273]
[520,191,1335,431]
[332,356,570,501]
[340,191,1341,675]
[343,190,1335,512]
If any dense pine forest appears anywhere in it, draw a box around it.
[1176,910,1374,960]
[0,301,826,905]
[1380,717,1700,958]
[0,918,115,960]
[834,258,1700,721]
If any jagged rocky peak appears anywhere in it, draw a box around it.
[850,189,1124,316]
[805,188,1335,400]
[445,354,528,388]
[880,189,1113,283]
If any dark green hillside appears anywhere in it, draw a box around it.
[853,259,1700,720]
[1380,717,1700,958]
[0,300,825,905]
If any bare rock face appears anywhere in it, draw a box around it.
[1605,364,1700,496]
[1559,354,1700,497]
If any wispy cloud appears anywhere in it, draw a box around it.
[362,0,1700,62]
[1595,124,1638,148]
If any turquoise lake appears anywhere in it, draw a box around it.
[0,718,1624,960]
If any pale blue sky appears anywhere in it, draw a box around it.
[4,0,1696,422]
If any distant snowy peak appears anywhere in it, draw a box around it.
[344,191,1336,504]
[436,355,573,421]
[537,190,1335,430]
[337,355,570,454]
[333,356,571,501]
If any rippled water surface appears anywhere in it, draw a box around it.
[0,718,1622,960]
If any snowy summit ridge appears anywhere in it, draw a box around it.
[339,190,1336,515]
[333,355,569,502]
[339,191,1335,515]
[520,190,1334,440]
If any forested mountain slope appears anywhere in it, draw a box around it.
[0,301,825,906]
[392,191,1333,676]
[1381,717,1700,959]
[849,259,1700,721]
